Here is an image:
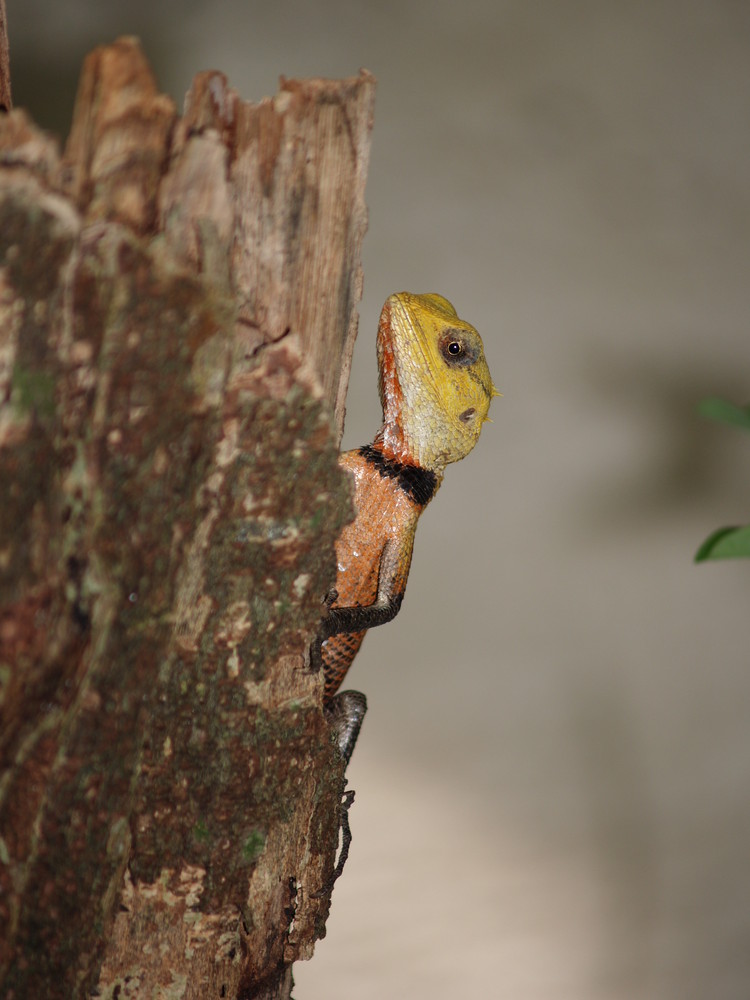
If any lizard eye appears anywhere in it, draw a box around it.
[440,329,479,367]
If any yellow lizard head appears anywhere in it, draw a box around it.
[376,292,499,471]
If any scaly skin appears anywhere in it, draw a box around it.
[319,292,498,710]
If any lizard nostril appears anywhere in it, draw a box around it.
[459,407,475,423]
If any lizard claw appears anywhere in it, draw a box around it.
[323,587,339,609]
[308,632,322,673]
[308,587,339,674]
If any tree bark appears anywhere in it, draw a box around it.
[0,0,10,112]
[0,36,374,999]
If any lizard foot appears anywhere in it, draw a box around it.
[325,689,367,766]
[307,588,340,674]
[311,786,356,898]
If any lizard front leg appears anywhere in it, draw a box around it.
[315,536,409,686]
[314,538,410,761]
[323,535,408,638]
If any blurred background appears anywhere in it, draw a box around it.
[10,2,750,997]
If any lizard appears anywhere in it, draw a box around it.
[314,291,498,762]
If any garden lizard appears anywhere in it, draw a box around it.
[315,291,498,761]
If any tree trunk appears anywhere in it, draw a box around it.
[0,0,10,113]
[0,36,374,999]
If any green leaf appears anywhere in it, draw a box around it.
[695,524,750,562]
[698,397,750,431]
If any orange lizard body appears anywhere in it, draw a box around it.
[319,292,498,709]
[321,446,427,699]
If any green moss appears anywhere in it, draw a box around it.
[193,821,210,843]
[11,365,56,418]
[242,829,266,863]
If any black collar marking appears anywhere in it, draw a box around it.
[358,445,438,506]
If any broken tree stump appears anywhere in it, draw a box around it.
[0,36,375,999]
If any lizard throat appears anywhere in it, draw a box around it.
[358,444,440,506]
